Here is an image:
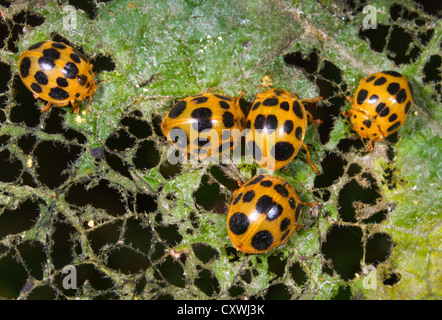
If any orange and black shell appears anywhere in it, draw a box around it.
[347,71,413,141]
[161,92,245,158]
[245,88,308,171]
[18,41,96,112]
[227,174,305,254]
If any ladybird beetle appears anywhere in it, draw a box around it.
[343,71,413,150]
[161,92,245,158]
[227,174,318,253]
[245,89,322,172]
[18,41,97,113]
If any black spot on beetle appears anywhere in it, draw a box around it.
[405,101,412,113]
[295,203,302,221]
[52,42,67,50]
[280,218,290,231]
[222,111,235,128]
[233,192,242,205]
[63,62,79,79]
[78,75,87,86]
[34,70,48,85]
[20,57,31,78]
[280,101,289,111]
[42,48,60,61]
[169,101,187,119]
[387,121,401,132]
[376,103,389,117]
[368,94,379,104]
[194,138,210,147]
[246,175,265,186]
[49,87,69,100]
[214,94,232,101]
[388,113,398,122]
[362,119,372,128]
[288,197,297,209]
[242,190,255,203]
[374,77,387,86]
[30,83,42,93]
[356,89,368,105]
[260,180,273,187]
[70,53,81,63]
[28,42,45,50]
[219,101,230,109]
[38,57,55,71]
[396,89,407,103]
[274,184,289,197]
[252,101,261,111]
[280,229,290,242]
[169,127,189,148]
[265,115,278,130]
[382,70,402,77]
[255,195,273,214]
[387,82,400,95]
[271,142,295,161]
[295,126,303,140]
[191,96,209,104]
[56,77,69,87]
[229,212,249,235]
[262,98,279,106]
[190,107,213,132]
[254,114,265,130]
[251,230,273,251]
[283,120,293,134]
[292,101,304,119]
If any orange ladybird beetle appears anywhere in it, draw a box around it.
[245,89,322,172]
[161,92,245,158]
[18,41,97,113]
[343,71,413,150]
[227,174,318,253]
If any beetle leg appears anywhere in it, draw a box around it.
[302,96,323,104]
[299,201,319,207]
[306,111,323,124]
[72,101,79,114]
[40,102,52,113]
[301,142,319,174]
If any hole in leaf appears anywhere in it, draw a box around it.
[106,246,150,275]
[121,116,152,139]
[314,151,347,188]
[156,224,182,247]
[124,218,153,252]
[68,0,97,19]
[383,271,401,286]
[0,199,41,239]
[66,179,127,216]
[134,140,161,170]
[194,268,220,297]
[105,128,136,151]
[0,149,23,183]
[0,255,28,299]
[33,140,82,188]
[322,225,363,281]
[192,243,219,264]
[365,233,393,266]
[290,262,308,287]
[264,283,291,300]
[193,175,227,213]
[157,256,185,288]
